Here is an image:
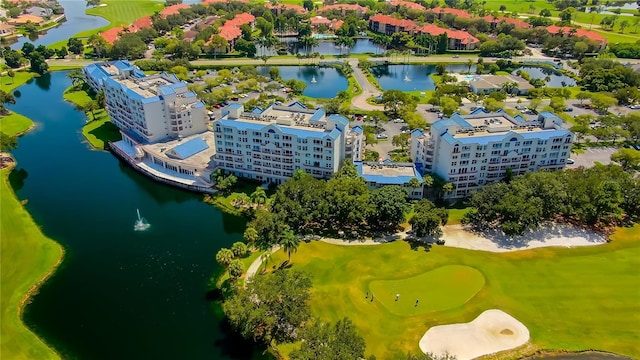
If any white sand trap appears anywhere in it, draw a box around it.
[441,223,606,253]
[419,309,529,360]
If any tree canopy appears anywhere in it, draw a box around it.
[463,165,640,235]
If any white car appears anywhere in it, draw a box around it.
[393,118,404,123]
[567,159,575,164]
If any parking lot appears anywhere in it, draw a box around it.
[567,147,617,169]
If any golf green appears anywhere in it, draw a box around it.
[369,265,485,316]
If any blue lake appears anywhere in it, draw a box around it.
[8,71,259,359]
[258,38,384,56]
[10,0,109,49]
[370,64,470,91]
[514,66,577,87]
[257,65,349,98]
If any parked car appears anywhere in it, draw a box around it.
[393,118,404,123]
[567,158,575,164]
[515,105,527,110]
[376,133,388,139]
[563,107,573,112]
[628,104,640,110]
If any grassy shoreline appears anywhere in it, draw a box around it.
[62,86,120,149]
[267,225,640,359]
[0,114,64,360]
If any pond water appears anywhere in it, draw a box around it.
[10,0,109,49]
[513,66,577,87]
[8,71,257,359]
[369,64,471,91]
[257,38,384,56]
[256,65,349,98]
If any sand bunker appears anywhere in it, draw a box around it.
[441,223,606,253]
[419,309,529,360]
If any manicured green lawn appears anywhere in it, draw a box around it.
[63,87,120,149]
[48,0,163,48]
[1,112,64,360]
[269,226,640,359]
[0,113,33,136]
[369,265,484,316]
[82,112,121,150]
[80,0,164,37]
[0,72,37,93]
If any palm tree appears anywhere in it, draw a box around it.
[250,186,267,207]
[408,177,421,188]
[243,227,259,247]
[0,89,15,115]
[67,69,86,88]
[466,59,473,74]
[215,248,234,267]
[7,69,15,85]
[233,193,251,207]
[95,90,106,108]
[280,229,299,262]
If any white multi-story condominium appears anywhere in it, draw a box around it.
[83,60,208,144]
[214,102,361,185]
[411,109,573,199]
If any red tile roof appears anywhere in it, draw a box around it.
[388,0,425,10]
[226,12,255,27]
[132,16,153,30]
[311,16,332,26]
[546,25,606,44]
[369,13,418,31]
[219,24,242,41]
[318,4,368,13]
[213,12,255,42]
[265,3,308,13]
[100,26,125,45]
[419,23,479,43]
[429,7,472,19]
[483,15,530,29]
[160,3,190,18]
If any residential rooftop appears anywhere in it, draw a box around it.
[356,161,423,185]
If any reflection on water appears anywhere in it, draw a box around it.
[256,65,348,98]
[10,0,109,49]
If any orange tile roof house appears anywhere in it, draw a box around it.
[369,14,479,50]
[132,16,153,30]
[310,16,343,31]
[483,15,531,29]
[265,3,308,15]
[428,7,473,19]
[100,26,126,45]
[160,3,190,18]
[387,0,426,11]
[318,4,368,16]
[545,25,607,48]
[203,0,248,3]
[8,14,45,25]
[0,23,16,37]
[208,12,255,50]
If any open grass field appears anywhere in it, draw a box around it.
[82,113,121,149]
[0,113,63,360]
[369,265,485,316]
[268,226,640,359]
[0,72,37,93]
[47,0,163,48]
[0,113,33,137]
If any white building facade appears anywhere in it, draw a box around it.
[213,103,361,184]
[83,60,208,144]
[411,109,573,199]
